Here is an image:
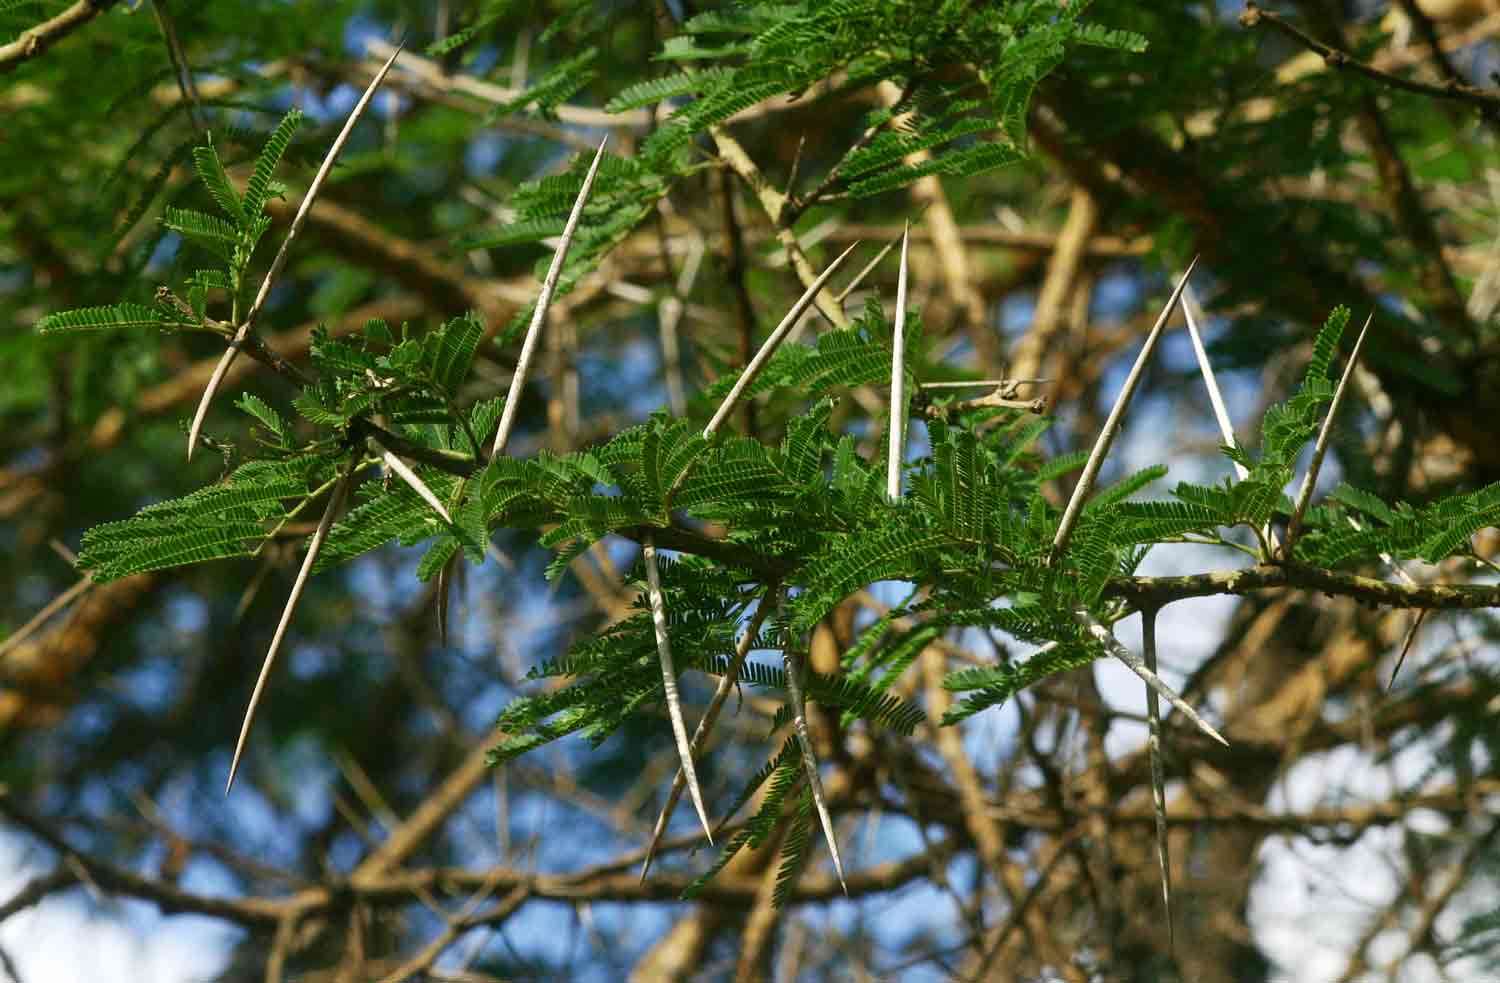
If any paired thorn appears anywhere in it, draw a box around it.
[784,648,848,894]
[641,535,714,842]
[640,586,781,882]
[1284,313,1374,555]
[1182,286,1280,555]
[227,463,355,793]
[1076,607,1229,748]
[1141,608,1176,958]
[886,224,910,502]
[1053,257,1199,557]
[189,42,404,461]
[1181,285,1246,482]
[491,136,608,458]
[704,242,860,439]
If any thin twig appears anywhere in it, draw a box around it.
[227,461,356,792]
[150,0,203,131]
[640,583,780,881]
[641,535,713,841]
[1284,312,1373,554]
[1239,3,1500,116]
[704,243,859,438]
[1140,606,1176,958]
[0,0,111,74]
[1052,258,1198,557]
[887,224,910,501]
[0,575,91,661]
[836,236,898,305]
[920,379,1050,391]
[188,43,403,461]
[785,647,847,893]
[1075,607,1228,747]
[710,126,849,329]
[490,137,607,457]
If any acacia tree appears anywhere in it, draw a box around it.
[3,2,1500,981]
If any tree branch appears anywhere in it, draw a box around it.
[1240,3,1500,116]
[1106,561,1500,610]
[0,0,117,75]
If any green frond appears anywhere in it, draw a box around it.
[940,642,1097,725]
[37,302,192,334]
[806,672,925,735]
[457,217,566,250]
[316,481,452,571]
[490,47,599,118]
[1307,305,1351,385]
[429,313,486,395]
[771,791,816,907]
[848,142,1022,198]
[161,206,241,260]
[1115,499,1224,543]
[191,138,246,227]
[425,0,513,56]
[1037,451,1087,483]
[236,393,292,445]
[243,109,303,220]
[79,458,328,582]
[1087,464,1169,511]
[843,116,997,180]
[1072,22,1149,52]
[605,68,734,113]
[417,535,462,582]
[1330,483,1396,525]
[790,528,951,631]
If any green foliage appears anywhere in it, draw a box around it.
[32,1,1500,918]
[37,300,200,334]
[78,457,335,581]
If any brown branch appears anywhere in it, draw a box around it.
[0,792,287,927]
[710,126,849,329]
[0,0,117,75]
[1106,561,1500,611]
[1240,3,1500,115]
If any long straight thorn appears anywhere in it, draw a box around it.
[640,585,780,882]
[1053,256,1199,557]
[1284,312,1373,554]
[377,447,452,524]
[227,464,354,792]
[1141,607,1176,957]
[1183,285,1279,554]
[785,648,847,894]
[1076,607,1228,747]
[189,42,404,461]
[886,224,911,501]
[641,535,713,842]
[491,137,608,457]
[1181,285,1245,481]
[704,242,859,439]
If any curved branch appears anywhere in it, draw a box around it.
[1240,3,1500,115]
[0,0,117,75]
